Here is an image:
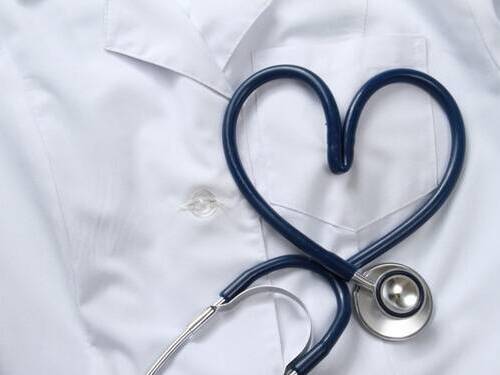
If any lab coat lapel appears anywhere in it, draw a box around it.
[104,0,271,98]
[181,0,272,70]
[104,0,231,97]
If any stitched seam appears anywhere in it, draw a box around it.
[105,44,231,99]
[466,0,500,72]
[16,73,78,308]
[104,0,113,49]
[270,203,356,233]
[429,94,440,186]
[239,89,258,183]
[270,184,436,233]
[381,341,399,375]
[363,0,369,35]
[11,54,95,372]
[423,38,440,187]
[222,0,272,70]
[250,45,287,372]
[253,33,426,59]
[103,0,232,98]
[258,215,287,368]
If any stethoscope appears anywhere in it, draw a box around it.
[146,65,465,375]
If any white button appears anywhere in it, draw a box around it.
[181,189,221,218]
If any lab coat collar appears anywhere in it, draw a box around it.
[104,0,271,98]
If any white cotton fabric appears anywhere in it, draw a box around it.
[0,0,499,374]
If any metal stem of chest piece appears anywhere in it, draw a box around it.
[146,298,226,375]
[352,271,375,292]
[146,285,315,375]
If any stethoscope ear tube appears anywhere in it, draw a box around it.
[147,65,465,374]
[220,255,351,375]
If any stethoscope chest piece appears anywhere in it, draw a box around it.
[352,263,433,341]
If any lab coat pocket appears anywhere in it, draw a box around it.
[249,35,436,233]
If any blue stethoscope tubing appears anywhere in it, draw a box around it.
[222,65,465,280]
[219,65,465,373]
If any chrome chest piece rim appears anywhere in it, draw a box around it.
[352,263,433,341]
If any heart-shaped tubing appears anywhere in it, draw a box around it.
[219,255,351,375]
[223,65,466,281]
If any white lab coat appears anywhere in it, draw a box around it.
[0,0,499,374]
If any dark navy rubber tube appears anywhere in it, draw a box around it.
[222,65,465,279]
[223,65,357,280]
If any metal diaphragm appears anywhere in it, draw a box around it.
[352,263,433,341]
